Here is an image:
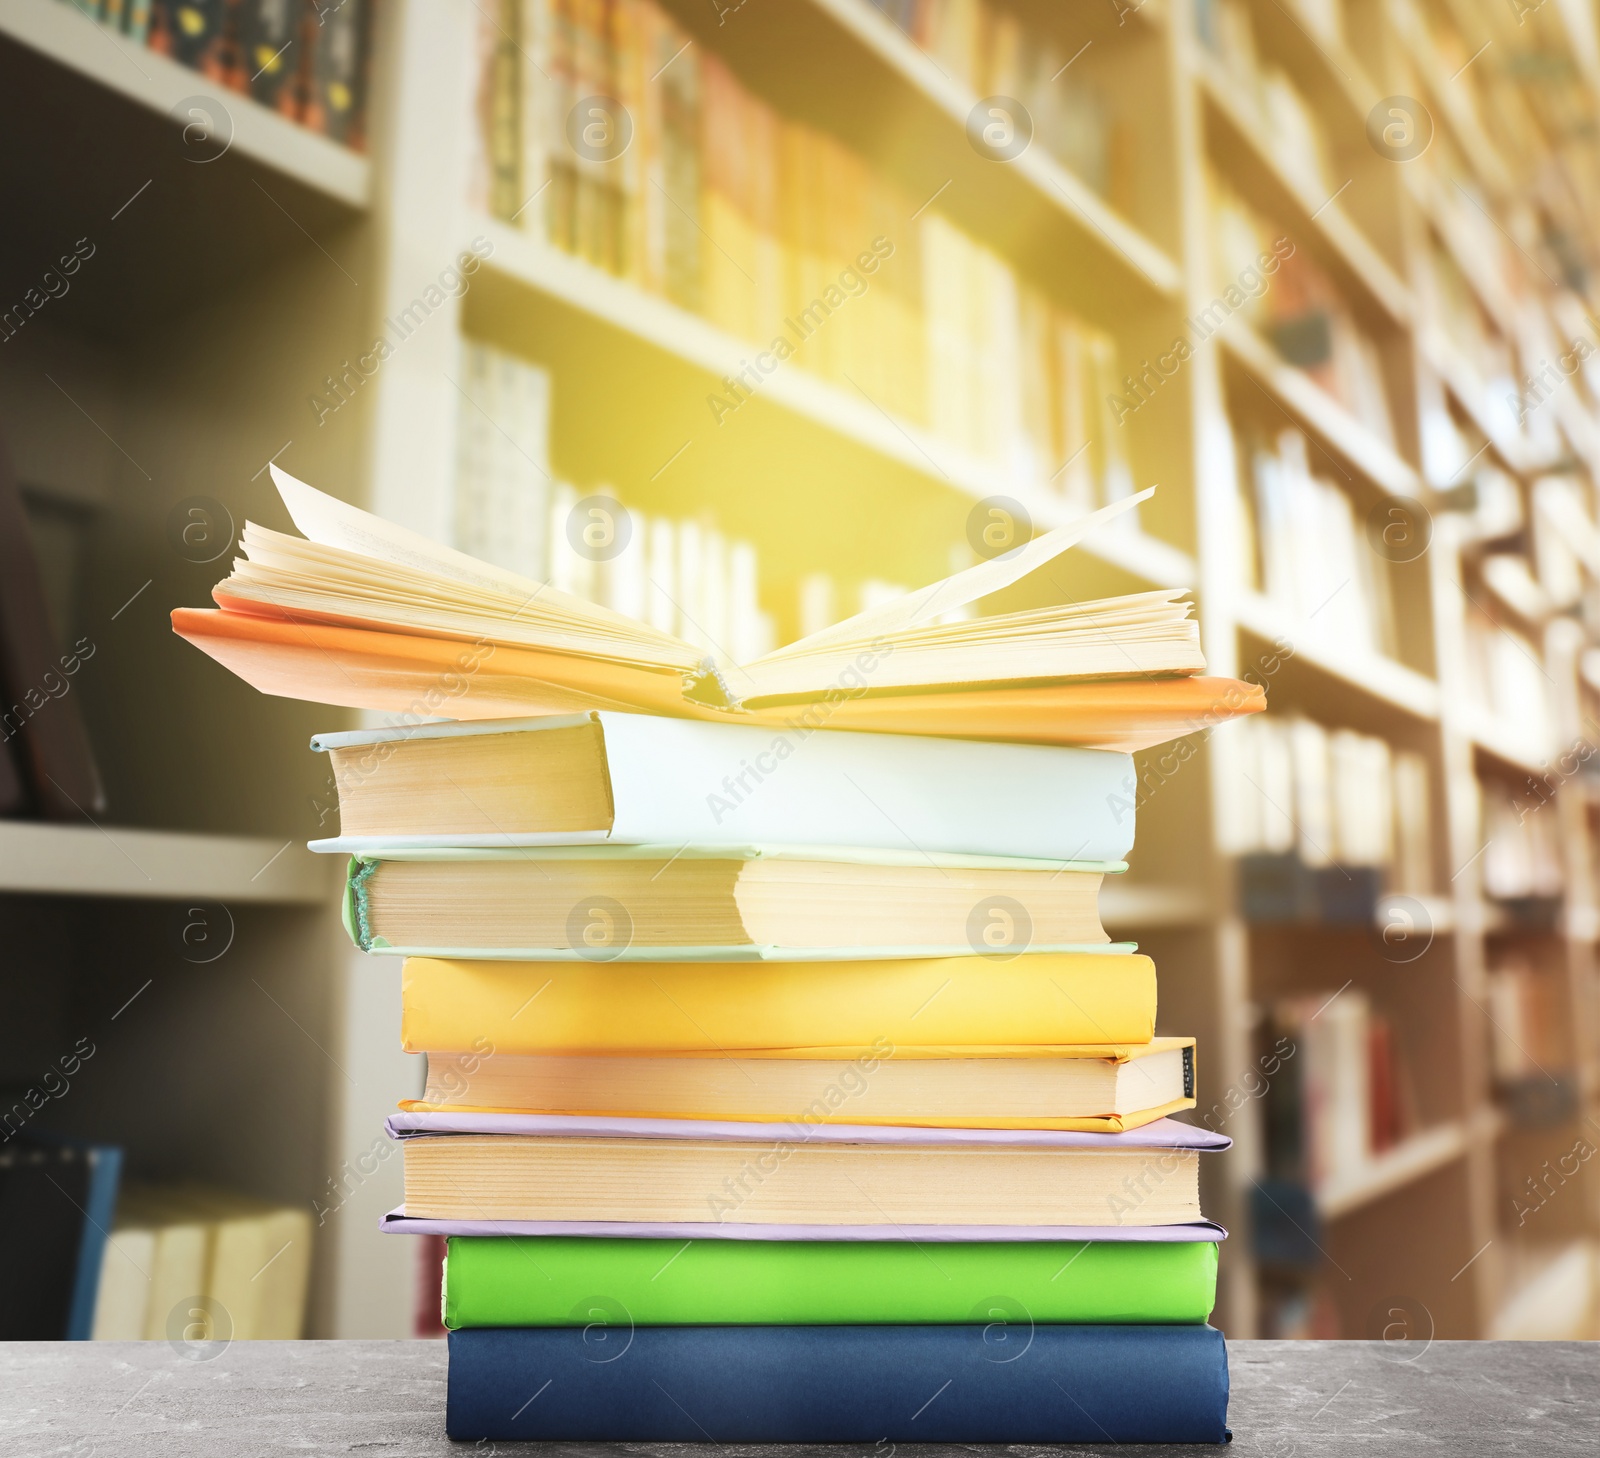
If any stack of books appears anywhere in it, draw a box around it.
[173,468,1264,1442]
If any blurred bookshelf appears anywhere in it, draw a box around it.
[2,0,1598,1342]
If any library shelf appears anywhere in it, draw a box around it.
[807,0,1182,300]
[1387,6,1514,200]
[0,1,371,343]
[1218,320,1422,499]
[1235,0,1378,133]
[1315,1118,1470,1221]
[0,820,333,905]
[1100,881,1212,931]
[1375,892,1457,938]
[1467,711,1554,781]
[1235,591,1442,721]
[1489,1238,1600,1340]
[0,0,370,209]
[656,0,1182,316]
[475,218,1197,588]
[1419,331,1547,481]
[1194,60,1411,329]
[1405,175,1521,342]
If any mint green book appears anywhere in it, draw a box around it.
[442,1237,1218,1327]
[342,844,1133,961]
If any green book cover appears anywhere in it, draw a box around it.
[443,1236,1217,1328]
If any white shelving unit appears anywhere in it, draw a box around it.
[5,0,1596,1342]
[0,0,370,206]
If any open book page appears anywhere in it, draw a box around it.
[235,472,704,672]
[730,600,1203,701]
[755,490,1155,662]
[250,470,1191,704]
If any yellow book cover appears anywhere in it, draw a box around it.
[400,951,1157,1055]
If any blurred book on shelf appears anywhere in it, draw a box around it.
[1417,235,1524,444]
[0,1137,120,1340]
[1477,777,1564,907]
[1238,425,1398,657]
[1250,984,1417,1338]
[1263,989,1415,1191]
[92,1185,313,1340]
[69,0,371,149]
[1208,176,1395,445]
[1221,713,1433,922]
[1485,954,1575,1128]
[470,0,1136,512]
[1463,604,1553,753]
[452,338,777,659]
[863,0,1125,206]
[1491,1242,1600,1341]
[1196,2,1333,198]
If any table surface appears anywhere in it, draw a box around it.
[2,1338,1594,1455]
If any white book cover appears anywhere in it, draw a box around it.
[309,711,1139,862]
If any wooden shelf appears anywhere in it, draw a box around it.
[1195,59,1410,329]
[1101,881,1212,930]
[1468,711,1553,779]
[1419,328,1548,480]
[0,3,369,343]
[0,821,333,904]
[1489,1239,1599,1340]
[1376,892,1457,937]
[1219,320,1422,498]
[1407,174,1520,341]
[0,0,369,208]
[1236,0,1381,134]
[1389,2,1514,200]
[476,219,1197,587]
[1316,1120,1470,1221]
[1235,591,1441,720]
[651,0,1180,326]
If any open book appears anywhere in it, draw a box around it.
[174,468,1262,750]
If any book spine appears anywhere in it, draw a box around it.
[446,1324,1230,1442]
[65,1144,123,1340]
[239,0,304,116]
[303,0,369,150]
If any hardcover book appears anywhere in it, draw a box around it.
[445,1323,1231,1442]
[407,1037,1197,1132]
[399,950,1160,1054]
[387,1112,1226,1230]
[441,1233,1220,1326]
[310,712,1141,861]
[342,845,1124,959]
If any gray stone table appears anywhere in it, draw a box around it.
[1,1339,1594,1455]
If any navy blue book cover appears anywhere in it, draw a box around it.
[447,1323,1230,1443]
